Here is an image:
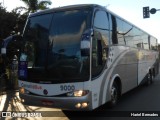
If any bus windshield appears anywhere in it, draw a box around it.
[21,9,92,83]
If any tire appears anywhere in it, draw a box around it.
[108,82,120,108]
[146,71,153,86]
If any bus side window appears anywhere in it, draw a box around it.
[97,39,103,65]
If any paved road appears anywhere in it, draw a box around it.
[0,71,160,120]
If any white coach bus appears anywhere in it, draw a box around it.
[18,4,159,110]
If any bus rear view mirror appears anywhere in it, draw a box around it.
[80,29,93,57]
[1,35,23,55]
[80,40,90,56]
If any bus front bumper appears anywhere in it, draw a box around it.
[19,91,92,111]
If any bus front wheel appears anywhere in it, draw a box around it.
[108,82,120,108]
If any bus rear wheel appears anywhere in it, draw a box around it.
[108,82,120,108]
[146,71,153,86]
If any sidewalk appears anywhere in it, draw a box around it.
[0,90,19,111]
[0,71,18,96]
[0,90,67,120]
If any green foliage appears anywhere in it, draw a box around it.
[0,0,52,41]
[0,3,15,40]
[21,0,52,13]
[0,3,27,41]
[11,7,28,35]
[0,0,52,40]
[0,0,52,63]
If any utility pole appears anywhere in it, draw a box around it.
[143,6,160,18]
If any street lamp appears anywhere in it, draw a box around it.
[150,8,160,14]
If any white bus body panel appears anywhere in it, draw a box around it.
[90,46,139,109]
[90,45,159,109]
[19,81,84,96]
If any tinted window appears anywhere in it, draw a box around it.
[123,22,134,47]
[110,15,151,50]
[150,37,157,50]
[23,14,53,67]
[51,10,91,35]
[94,11,109,30]
[22,9,92,83]
[116,18,125,45]
[48,9,91,81]
[142,34,149,50]
[115,18,134,46]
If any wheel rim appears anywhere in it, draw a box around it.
[111,85,118,104]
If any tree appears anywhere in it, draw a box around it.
[0,0,51,63]
[11,7,28,35]
[0,3,18,41]
[0,3,27,59]
[20,0,52,13]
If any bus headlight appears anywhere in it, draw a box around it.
[75,102,89,108]
[67,90,89,97]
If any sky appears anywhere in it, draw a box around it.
[1,0,160,43]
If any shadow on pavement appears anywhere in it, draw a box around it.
[0,90,42,120]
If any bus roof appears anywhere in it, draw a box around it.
[29,4,104,17]
[28,4,157,40]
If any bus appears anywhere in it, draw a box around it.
[18,4,159,110]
